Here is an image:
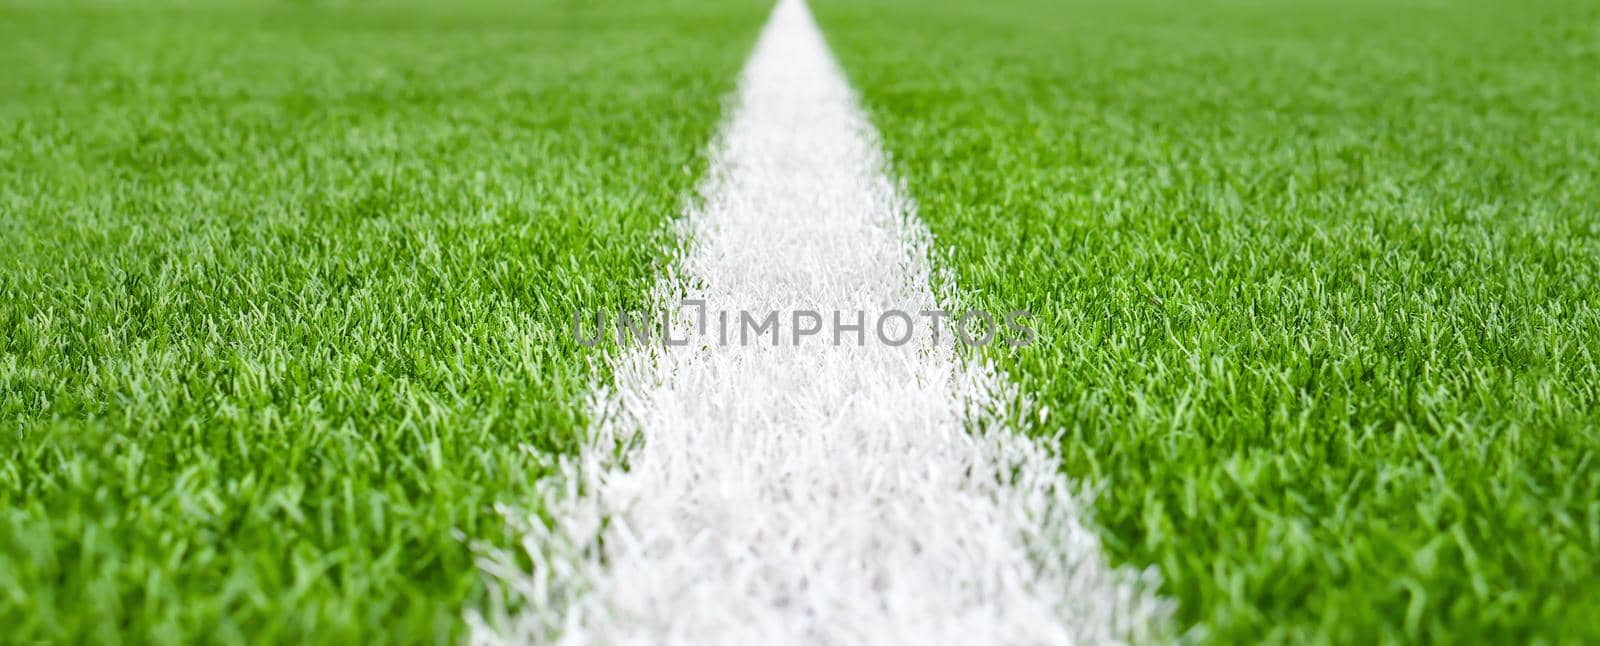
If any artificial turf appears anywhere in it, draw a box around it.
[814,0,1600,641]
[0,0,763,642]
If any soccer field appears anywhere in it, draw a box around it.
[3,0,1598,643]
[815,0,1600,641]
[1,1,764,641]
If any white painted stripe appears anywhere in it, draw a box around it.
[473,0,1169,643]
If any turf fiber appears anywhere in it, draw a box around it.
[814,0,1600,641]
[0,1,764,642]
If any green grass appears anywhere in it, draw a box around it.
[814,0,1600,642]
[7,0,1599,642]
[0,0,763,642]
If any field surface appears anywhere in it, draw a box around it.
[0,0,763,642]
[814,0,1600,642]
[5,0,1600,643]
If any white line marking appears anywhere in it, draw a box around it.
[474,0,1169,643]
